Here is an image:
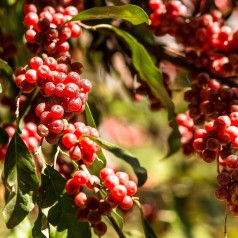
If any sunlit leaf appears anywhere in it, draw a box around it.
[69,4,150,25]
[3,132,39,229]
[0,59,13,75]
[95,24,175,121]
[84,136,147,187]
[85,103,106,175]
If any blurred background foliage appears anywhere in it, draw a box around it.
[1,0,238,237]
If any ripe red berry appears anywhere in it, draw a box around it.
[100,167,114,180]
[119,195,133,210]
[50,105,64,119]
[111,185,127,201]
[69,145,82,162]
[104,174,120,190]
[73,170,88,185]
[61,133,78,149]
[124,180,137,196]
[65,178,80,195]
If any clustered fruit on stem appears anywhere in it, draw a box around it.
[0,1,141,236]
[65,167,137,236]
[149,0,238,218]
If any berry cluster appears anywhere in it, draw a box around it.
[193,114,238,164]
[215,169,238,217]
[24,2,82,56]
[0,122,41,161]
[65,168,137,236]
[149,0,238,76]
[184,73,238,125]
[61,122,100,166]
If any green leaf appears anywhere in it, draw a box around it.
[84,136,147,187]
[19,88,39,123]
[85,103,106,175]
[142,217,158,238]
[41,165,67,208]
[48,193,91,238]
[3,132,39,229]
[111,209,124,229]
[69,4,150,25]
[0,59,13,75]
[165,118,181,158]
[85,103,97,128]
[32,210,47,238]
[0,127,9,146]
[135,200,157,238]
[95,24,175,122]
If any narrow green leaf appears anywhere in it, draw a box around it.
[0,127,9,146]
[41,165,67,208]
[0,83,2,93]
[165,118,181,158]
[48,193,92,238]
[3,132,39,229]
[135,200,158,238]
[85,103,106,175]
[85,136,147,187]
[95,24,175,121]
[85,103,96,128]
[69,4,150,25]
[94,24,179,156]
[111,209,124,229]
[0,59,13,75]
[142,217,158,238]
[19,88,39,123]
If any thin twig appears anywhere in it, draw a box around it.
[107,215,126,238]
[224,204,228,238]
[217,148,221,174]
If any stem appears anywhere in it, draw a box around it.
[15,91,22,128]
[107,215,126,238]
[217,148,221,174]
[224,205,228,238]
[53,147,60,169]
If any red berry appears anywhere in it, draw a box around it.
[124,180,137,196]
[50,105,64,119]
[100,167,114,180]
[73,170,88,185]
[65,178,80,195]
[61,133,78,149]
[111,185,127,201]
[74,192,87,207]
[104,174,119,190]
[119,195,133,210]
[69,145,82,161]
